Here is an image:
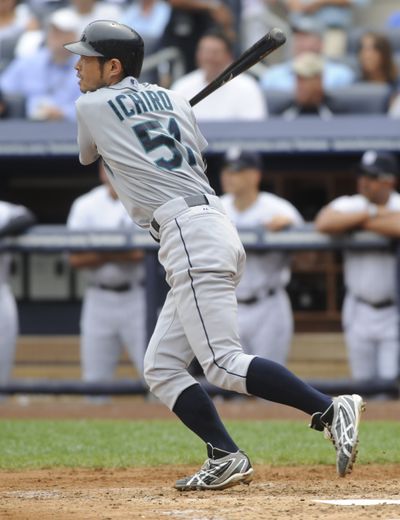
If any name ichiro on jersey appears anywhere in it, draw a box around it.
[108,89,173,121]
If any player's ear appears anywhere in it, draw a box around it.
[109,58,124,79]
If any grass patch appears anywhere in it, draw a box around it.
[0,420,399,470]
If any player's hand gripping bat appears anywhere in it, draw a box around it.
[189,28,286,107]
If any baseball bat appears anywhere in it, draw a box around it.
[189,28,286,107]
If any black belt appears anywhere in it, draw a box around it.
[237,288,276,305]
[356,296,395,309]
[94,283,132,293]
[150,194,209,233]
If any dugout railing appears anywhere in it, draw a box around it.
[0,224,399,398]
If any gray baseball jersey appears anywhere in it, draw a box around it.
[75,76,255,410]
[76,77,214,228]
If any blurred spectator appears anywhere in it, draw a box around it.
[0,9,81,120]
[315,150,400,382]
[171,30,267,120]
[15,0,122,57]
[240,0,291,59]
[67,161,146,389]
[121,0,171,55]
[260,19,355,92]
[65,0,122,35]
[0,0,39,71]
[279,52,334,119]
[0,201,36,389]
[356,31,399,92]
[282,0,371,58]
[160,0,236,73]
[220,150,303,364]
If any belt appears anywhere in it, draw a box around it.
[150,194,209,234]
[237,288,276,305]
[355,296,395,309]
[93,283,132,293]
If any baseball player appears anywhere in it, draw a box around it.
[65,20,364,490]
[220,150,304,365]
[67,161,146,385]
[315,150,400,382]
[0,201,35,389]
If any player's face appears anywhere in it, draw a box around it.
[357,175,393,204]
[221,168,260,196]
[75,55,108,93]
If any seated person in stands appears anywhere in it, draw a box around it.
[0,9,81,120]
[282,0,370,58]
[171,29,267,121]
[260,19,355,93]
[315,150,400,383]
[0,0,39,72]
[356,31,399,93]
[121,0,171,54]
[159,0,236,74]
[279,52,333,119]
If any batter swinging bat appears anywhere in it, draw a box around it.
[189,28,286,107]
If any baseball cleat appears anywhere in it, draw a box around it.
[175,443,253,491]
[311,394,366,477]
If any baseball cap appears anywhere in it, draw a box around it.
[293,52,324,78]
[47,9,80,34]
[223,150,263,172]
[358,150,399,178]
[291,18,324,36]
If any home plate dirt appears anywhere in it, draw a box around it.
[0,397,399,519]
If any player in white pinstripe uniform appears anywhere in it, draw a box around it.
[65,20,365,490]
[0,201,35,390]
[67,161,146,385]
[220,151,303,365]
[316,150,400,382]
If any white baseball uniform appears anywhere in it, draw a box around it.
[330,193,400,380]
[67,184,146,381]
[221,192,304,365]
[76,77,255,409]
[171,70,267,121]
[0,202,30,386]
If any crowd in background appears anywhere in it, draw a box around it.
[0,0,400,119]
[1,1,400,396]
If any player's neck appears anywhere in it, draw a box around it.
[233,192,259,212]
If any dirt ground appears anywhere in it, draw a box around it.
[0,397,399,520]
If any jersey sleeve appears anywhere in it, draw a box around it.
[76,98,100,165]
[329,195,363,213]
[67,198,89,229]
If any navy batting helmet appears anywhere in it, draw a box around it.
[64,20,144,78]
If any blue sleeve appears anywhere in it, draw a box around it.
[0,58,26,94]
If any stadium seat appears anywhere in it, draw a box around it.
[326,82,391,114]
[264,89,293,115]
[3,94,26,118]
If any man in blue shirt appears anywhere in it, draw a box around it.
[0,9,81,120]
[260,19,355,92]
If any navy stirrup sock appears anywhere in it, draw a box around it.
[173,383,238,454]
[246,357,333,417]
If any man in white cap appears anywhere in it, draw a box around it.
[0,8,81,120]
[315,150,400,382]
[281,51,333,119]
